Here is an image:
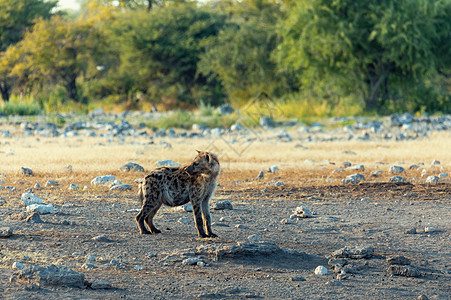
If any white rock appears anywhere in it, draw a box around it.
[292,206,311,218]
[85,255,96,262]
[21,193,43,206]
[91,175,115,185]
[173,203,193,212]
[27,204,54,214]
[134,265,143,270]
[389,176,407,183]
[424,227,437,233]
[182,257,204,265]
[439,173,448,178]
[389,165,405,174]
[69,184,79,190]
[314,265,328,275]
[156,160,181,167]
[268,165,279,173]
[178,217,190,224]
[281,218,294,224]
[347,164,365,171]
[247,234,260,243]
[12,262,25,270]
[431,160,440,166]
[426,176,439,184]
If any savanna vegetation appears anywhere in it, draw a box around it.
[0,0,450,118]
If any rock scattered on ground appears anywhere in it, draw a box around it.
[119,162,144,172]
[211,200,233,210]
[19,167,33,176]
[10,264,85,288]
[21,193,43,206]
[331,246,374,259]
[386,256,411,265]
[27,204,54,214]
[91,175,115,185]
[0,227,13,238]
[389,176,407,183]
[314,266,328,275]
[387,265,420,277]
[292,206,311,218]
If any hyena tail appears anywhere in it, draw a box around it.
[135,178,144,206]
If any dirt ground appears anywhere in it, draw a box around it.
[1,163,450,299]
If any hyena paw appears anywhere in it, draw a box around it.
[207,233,218,238]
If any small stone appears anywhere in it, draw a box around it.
[326,280,343,286]
[61,220,70,225]
[27,204,54,214]
[430,160,440,166]
[332,246,374,259]
[371,170,383,177]
[387,256,411,265]
[268,166,279,173]
[45,180,59,187]
[387,265,420,277]
[110,184,132,191]
[134,265,143,270]
[21,193,43,206]
[26,212,44,223]
[417,295,429,300]
[85,255,96,262]
[425,176,439,184]
[173,203,193,212]
[82,263,96,270]
[83,186,89,190]
[156,160,181,167]
[182,257,204,265]
[389,165,405,174]
[91,175,115,185]
[281,218,294,224]
[20,167,33,176]
[424,227,437,233]
[34,183,41,189]
[12,262,25,270]
[91,280,112,289]
[255,170,264,180]
[119,162,144,172]
[404,228,417,234]
[92,235,111,242]
[292,206,311,218]
[0,227,13,238]
[275,181,285,187]
[235,224,247,229]
[314,266,328,275]
[439,173,448,178]
[109,259,119,265]
[389,176,407,183]
[247,234,260,243]
[178,217,190,224]
[289,275,306,282]
[347,164,364,171]
[69,184,79,190]
[212,200,233,210]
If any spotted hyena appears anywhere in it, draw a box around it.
[135,151,220,238]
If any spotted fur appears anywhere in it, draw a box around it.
[135,151,220,238]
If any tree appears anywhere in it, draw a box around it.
[92,3,227,107]
[0,0,57,101]
[4,14,110,103]
[198,0,296,105]
[277,0,451,112]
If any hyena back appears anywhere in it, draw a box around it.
[135,151,220,238]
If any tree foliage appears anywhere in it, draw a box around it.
[0,0,57,101]
[277,0,451,111]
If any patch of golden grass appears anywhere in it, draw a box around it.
[0,131,449,186]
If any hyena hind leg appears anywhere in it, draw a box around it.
[144,202,163,234]
[201,200,217,238]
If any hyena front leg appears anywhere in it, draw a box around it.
[201,199,217,238]
[192,201,208,238]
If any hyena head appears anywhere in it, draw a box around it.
[184,151,220,176]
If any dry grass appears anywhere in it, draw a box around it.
[0,131,449,187]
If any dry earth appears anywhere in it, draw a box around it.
[1,134,450,299]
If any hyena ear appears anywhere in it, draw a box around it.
[196,149,201,154]
[206,153,211,162]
